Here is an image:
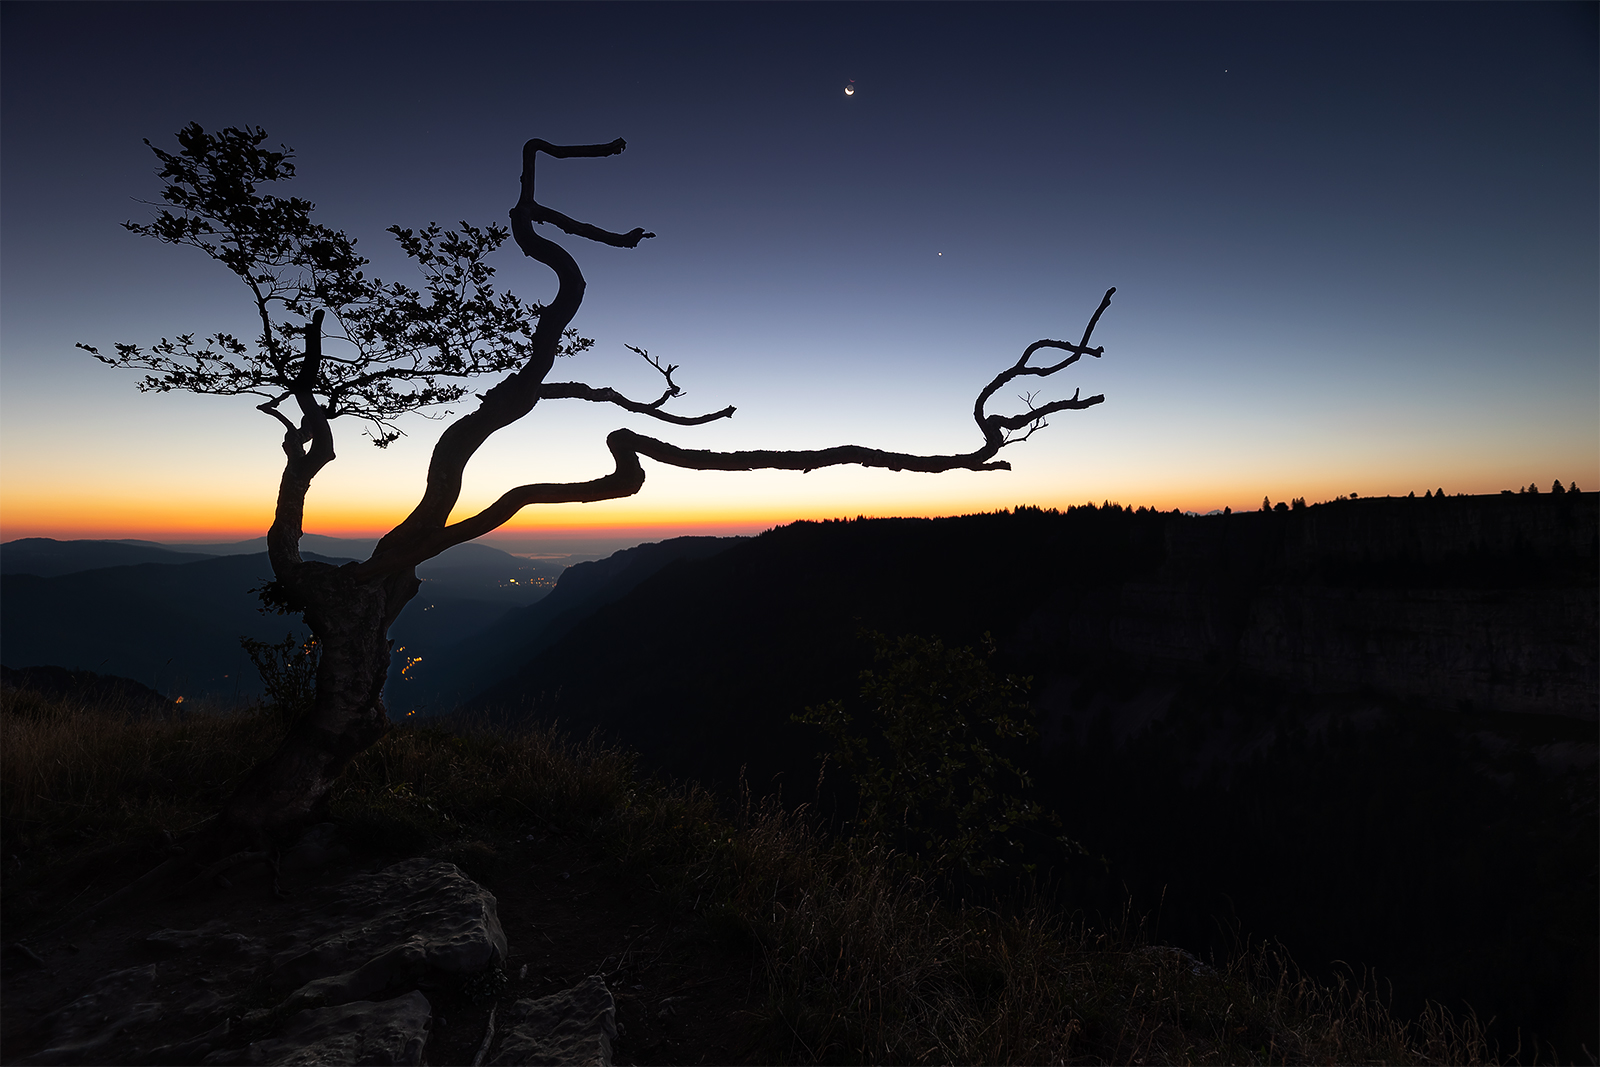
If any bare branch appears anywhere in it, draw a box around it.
[524,138,630,160]
[525,202,655,249]
[623,344,682,405]
[608,429,1010,476]
[973,287,1115,448]
[355,422,1009,577]
[539,381,736,425]
[534,342,733,423]
[517,139,656,248]
[990,388,1103,432]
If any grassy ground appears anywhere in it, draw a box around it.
[1,687,1502,1065]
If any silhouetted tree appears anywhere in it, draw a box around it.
[81,125,1117,840]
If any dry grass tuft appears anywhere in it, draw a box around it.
[1,691,1502,1065]
[328,716,641,842]
[1,688,279,853]
[675,799,1498,1065]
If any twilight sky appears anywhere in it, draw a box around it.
[2,2,1595,548]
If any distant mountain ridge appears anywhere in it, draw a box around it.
[2,535,555,582]
[121,534,378,557]
[0,536,568,702]
[1,552,343,699]
[0,534,742,710]
[1,538,218,576]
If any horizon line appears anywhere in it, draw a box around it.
[4,488,1587,547]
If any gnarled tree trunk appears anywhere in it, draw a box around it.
[220,563,417,835]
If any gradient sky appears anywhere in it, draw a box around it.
[2,3,1595,547]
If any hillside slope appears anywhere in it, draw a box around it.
[463,493,1597,1056]
[470,493,1597,785]
[403,536,743,714]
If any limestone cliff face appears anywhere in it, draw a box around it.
[1233,586,1594,717]
[1037,494,1598,719]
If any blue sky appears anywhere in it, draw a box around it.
[2,2,1594,546]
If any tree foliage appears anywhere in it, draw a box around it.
[78,123,588,446]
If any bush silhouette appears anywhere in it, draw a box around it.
[797,632,1049,874]
[239,633,319,728]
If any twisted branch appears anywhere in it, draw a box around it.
[374,139,654,560]
[354,288,1114,577]
[518,139,655,248]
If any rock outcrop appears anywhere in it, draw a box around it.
[15,854,513,1066]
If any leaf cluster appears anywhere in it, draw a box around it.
[798,632,1050,874]
[77,123,590,445]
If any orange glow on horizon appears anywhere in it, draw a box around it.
[5,468,1589,544]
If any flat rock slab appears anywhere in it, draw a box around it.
[488,974,616,1066]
